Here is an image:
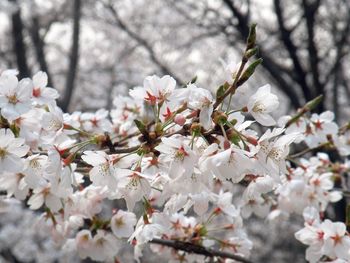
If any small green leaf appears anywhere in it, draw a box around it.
[216,82,230,100]
[190,75,197,84]
[247,23,257,49]
[134,119,147,135]
[237,58,263,86]
[245,47,259,59]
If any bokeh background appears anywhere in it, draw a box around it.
[0,0,350,262]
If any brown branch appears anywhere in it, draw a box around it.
[150,238,254,263]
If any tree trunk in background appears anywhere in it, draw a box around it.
[30,16,54,88]
[10,0,31,79]
[59,0,81,112]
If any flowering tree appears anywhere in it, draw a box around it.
[1,24,350,263]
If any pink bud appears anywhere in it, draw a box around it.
[223,139,231,150]
[174,115,186,126]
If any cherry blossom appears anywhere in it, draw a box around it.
[0,65,348,263]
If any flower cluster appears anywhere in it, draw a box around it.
[0,35,350,262]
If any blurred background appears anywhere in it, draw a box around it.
[0,0,350,262]
[1,0,350,118]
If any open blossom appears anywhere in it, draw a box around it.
[304,111,338,148]
[81,151,118,191]
[256,128,301,178]
[110,210,137,238]
[0,129,29,173]
[247,84,279,126]
[156,135,198,179]
[117,169,152,211]
[0,70,349,263]
[296,207,350,262]
[173,84,214,129]
[208,144,253,182]
[0,73,33,121]
[31,71,59,105]
[130,75,176,105]
[81,109,112,133]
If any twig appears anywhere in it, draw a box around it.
[285,95,323,128]
[150,238,254,263]
[289,142,331,158]
[113,145,140,154]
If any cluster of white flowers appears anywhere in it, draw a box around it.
[0,68,349,263]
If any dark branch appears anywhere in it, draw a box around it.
[10,0,31,79]
[59,0,82,112]
[29,16,54,88]
[302,0,323,111]
[150,238,254,263]
[274,0,312,101]
[222,0,301,109]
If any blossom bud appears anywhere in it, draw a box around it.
[246,136,258,146]
[227,129,240,145]
[149,131,157,140]
[223,139,231,150]
[212,111,228,125]
[155,123,163,137]
[230,119,238,126]
[190,122,202,135]
[174,115,186,126]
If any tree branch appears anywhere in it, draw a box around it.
[104,2,184,85]
[29,16,54,88]
[302,0,323,111]
[10,0,31,79]
[150,238,254,263]
[274,0,312,101]
[222,0,301,109]
[59,0,82,112]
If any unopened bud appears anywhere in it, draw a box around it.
[174,115,186,126]
[246,136,258,146]
[223,139,231,150]
[63,153,75,166]
[149,131,157,140]
[213,111,228,125]
[190,122,202,135]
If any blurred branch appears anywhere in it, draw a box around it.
[222,0,302,108]
[104,1,184,85]
[29,16,54,88]
[59,0,82,112]
[274,0,312,101]
[10,0,31,79]
[302,0,323,111]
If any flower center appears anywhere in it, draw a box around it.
[0,148,7,159]
[268,148,283,161]
[48,118,62,131]
[115,217,124,227]
[174,146,188,161]
[33,88,41,98]
[7,94,18,104]
[252,102,265,113]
